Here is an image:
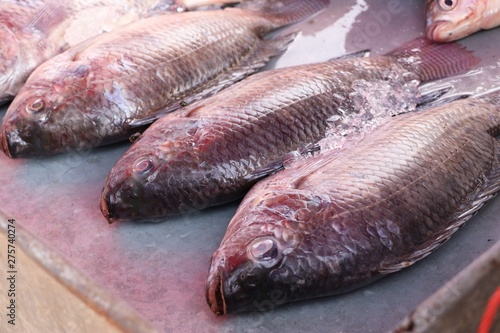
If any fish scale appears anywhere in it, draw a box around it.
[87,15,255,94]
[206,97,500,314]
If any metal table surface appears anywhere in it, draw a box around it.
[1,1,499,332]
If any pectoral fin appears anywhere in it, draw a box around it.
[246,144,321,182]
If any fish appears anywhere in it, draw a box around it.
[0,0,193,104]
[99,38,479,223]
[205,91,500,315]
[426,0,500,42]
[0,0,329,158]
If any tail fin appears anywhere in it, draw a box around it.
[238,0,329,27]
[384,37,479,83]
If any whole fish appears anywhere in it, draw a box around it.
[426,0,500,42]
[100,38,478,223]
[0,0,197,104]
[205,93,500,314]
[0,0,329,158]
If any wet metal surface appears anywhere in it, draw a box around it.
[0,1,499,332]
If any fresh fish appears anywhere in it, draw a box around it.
[0,0,200,104]
[205,92,500,315]
[0,0,329,158]
[426,0,500,42]
[99,38,478,223]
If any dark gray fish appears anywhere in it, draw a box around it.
[205,93,500,314]
[1,0,329,158]
[100,38,478,223]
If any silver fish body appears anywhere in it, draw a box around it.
[206,96,500,314]
[426,0,500,41]
[1,0,329,158]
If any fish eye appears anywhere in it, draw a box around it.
[438,0,457,10]
[132,158,154,174]
[249,237,278,261]
[26,98,46,113]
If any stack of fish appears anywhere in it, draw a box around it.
[1,0,500,317]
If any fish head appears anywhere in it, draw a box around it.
[206,229,296,314]
[100,148,163,223]
[205,192,323,315]
[425,0,485,42]
[1,62,101,157]
[100,118,201,222]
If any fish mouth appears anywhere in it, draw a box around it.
[426,21,445,41]
[426,22,438,40]
[0,128,29,158]
[205,261,227,315]
[0,116,47,158]
[100,186,161,223]
[0,130,13,158]
[100,194,115,224]
[100,190,126,224]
